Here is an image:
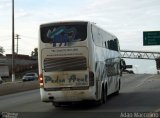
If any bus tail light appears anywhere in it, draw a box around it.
[89,71,94,86]
[39,74,44,88]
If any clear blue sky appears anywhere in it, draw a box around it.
[0,0,160,73]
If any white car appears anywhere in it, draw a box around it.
[22,73,38,82]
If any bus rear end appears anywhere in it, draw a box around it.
[38,21,96,104]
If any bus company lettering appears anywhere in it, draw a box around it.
[68,75,88,83]
[45,76,65,84]
[51,48,78,53]
[46,48,82,57]
[45,75,88,84]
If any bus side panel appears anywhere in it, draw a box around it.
[90,23,121,100]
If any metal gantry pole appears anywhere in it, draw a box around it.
[12,0,15,82]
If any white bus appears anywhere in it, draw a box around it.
[38,21,122,107]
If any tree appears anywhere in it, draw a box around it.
[0,46,5,55]
[31,48,38,57]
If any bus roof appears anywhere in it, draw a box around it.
[40,20,89,28]
[40,20,117,39]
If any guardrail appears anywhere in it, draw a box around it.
[0,81,39,96]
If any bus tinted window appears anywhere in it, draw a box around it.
[40,22,87,43]
[108,39,119,51]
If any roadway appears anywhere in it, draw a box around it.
[0,74,160,118]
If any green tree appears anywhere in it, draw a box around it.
[31,48,38,57]
[0,46,5,55]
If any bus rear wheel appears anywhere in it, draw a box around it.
[96,86,107,105]
[52,102,61,107]
[115,80,121,95]
[103,84,109,104]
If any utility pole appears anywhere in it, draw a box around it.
[15,34,21,54]
[12,0,15,82]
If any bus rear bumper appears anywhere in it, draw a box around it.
[40,87,96,102]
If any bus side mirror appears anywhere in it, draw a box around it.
[120,59,126,70]
[120,59,126,76]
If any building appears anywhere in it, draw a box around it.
[0,54,37,77]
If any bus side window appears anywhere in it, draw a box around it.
[114,38,118,51]
[91,24,94,41]
[105,41,107,48]
[107,39,119,51]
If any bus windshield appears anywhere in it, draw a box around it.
[40,22,87,44]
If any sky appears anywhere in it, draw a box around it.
[0,0,160,74]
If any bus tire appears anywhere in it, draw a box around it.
[115,80,120,95]
[52,102,61,107]
[101,85,107,104]
[105,84,108,102]
[95,86,106,105]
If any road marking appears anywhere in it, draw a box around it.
[134,75,154,88]
[154,108,160,112]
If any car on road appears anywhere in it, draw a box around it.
[22,73,38,82]
[0,76,3,84]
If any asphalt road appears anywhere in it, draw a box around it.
[0,74,160,118]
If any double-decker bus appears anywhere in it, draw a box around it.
[38,21,122,107]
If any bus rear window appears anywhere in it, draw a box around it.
[40,22,87,44]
